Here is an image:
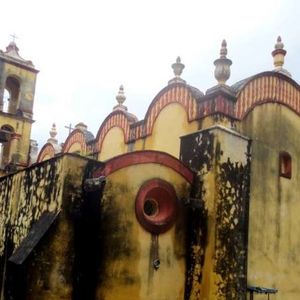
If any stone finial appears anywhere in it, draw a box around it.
[275,36,284,50]
[50,123,57,138]
[220,39,228,57]
[47,123,58,144]
[272,36,291,77]
[113,85,128,111]
[172,56,184,77]
[214,39,232,85]
[168,57,186,85]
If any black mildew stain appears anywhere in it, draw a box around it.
[70,160,104,300]
[180,131,213,299]
[180,131,214,173]
[0,157,64,299]
[214,141,251,300]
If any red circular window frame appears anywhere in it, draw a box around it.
[135,179,178,234]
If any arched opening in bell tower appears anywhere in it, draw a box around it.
[3,88,10,112]
[4,76,20,114]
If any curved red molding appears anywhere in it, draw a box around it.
[92,150,194,184]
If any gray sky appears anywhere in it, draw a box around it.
[0,0,300,148]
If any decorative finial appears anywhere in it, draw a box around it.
[220,40,228,57]
[275,36,284,49]
[168,56,186,85]
[113,85,128,111]
[214,39,232,85]
[272,36,292,77]
[272,36,291,77]
[50,123,57,138]
[172,56,184,77]
[47,123,58,144]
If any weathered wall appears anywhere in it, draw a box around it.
[239,104,300,300]
[0,62,37,116]
[0,113,33,166]
[0,58,38,167]
[96,163,190,300]
[0,154,100,299]
[180,125,251,300]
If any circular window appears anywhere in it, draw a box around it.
[135,179,178,234]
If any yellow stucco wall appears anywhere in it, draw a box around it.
[97,163,190,300]
[0,60,37,167]
[144,103,198,158]
[239,104,300,299]
[0,113,32,165]
[68,142,83,154]
[2,63,37,112]
[99,127,126,161]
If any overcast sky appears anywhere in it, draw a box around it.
[0,0,300,148]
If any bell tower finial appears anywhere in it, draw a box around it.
[214,39,232,85]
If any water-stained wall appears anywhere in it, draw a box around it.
[95,163,191,300]
[180,125,251,300]
[239,104,300,300]
[0,154,101,299]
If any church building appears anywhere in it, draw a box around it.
[0,37,298,300]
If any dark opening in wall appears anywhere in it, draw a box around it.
[5,76,20,114]
[279,151,292,179]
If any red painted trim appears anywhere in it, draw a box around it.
[236,72,300,120]
[36,143,55,162]
[94,110,131,152]
[241,99,300,120]
[236,71,300,98]
[143,84,199,136]
[11,133,22,139]
[92,83,201,151]
[92,150,194,184]
[62,129,86,153]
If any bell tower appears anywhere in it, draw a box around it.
[0,39,38,173]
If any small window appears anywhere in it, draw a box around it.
[279,151,292,179]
